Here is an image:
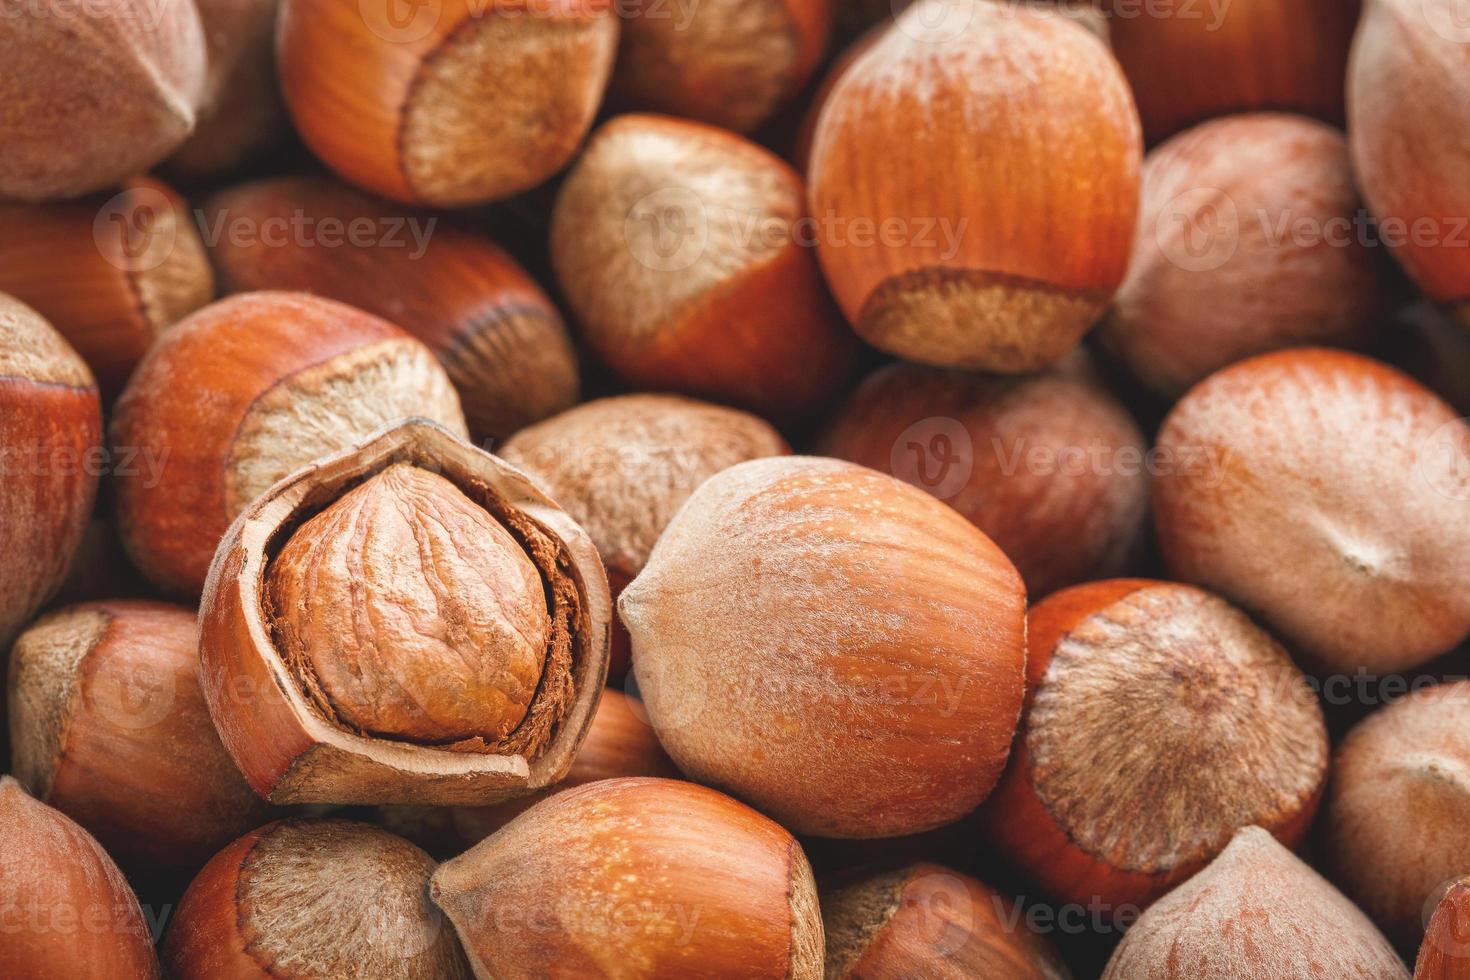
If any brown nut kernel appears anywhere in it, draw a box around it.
[200,419,610,805]
[0,177,214,399]
[277,0,618,207]
[431,777,823,979]
[620,456,1026,838]
[0,777,160,978]
[1101,826,1408,980]
[823,862,1070,979]
[982,580,1328,909]
[111,291,468,596]
[8,600,272,872]
[164,819,471,980]
[204,176,579,440]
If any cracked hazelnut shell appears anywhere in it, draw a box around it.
[619,456,1026,838]
[1102,112,1391,396]
[551,113,856,420]
[609,0,831,134]
[431,777,823,979]
[817,355,1148,598]
[0,295,102,649]
[0,177,214,399]
[1349,0,1470,329]
[8,600,272,872]
[1153,348,1470,673]
[823,862,1070,979]
[808,0,1141,372]
[981,580,1328,908]
[1101,826,1408,980]
[0,0,205,201]
[111,291,468,596]
[502,394,789,681]
[205,176,579,440]
[1326,681,1470,952]
[164,819,470,980]
[0,777,160,979]
[278,0,618,207]
[199,419,610,805]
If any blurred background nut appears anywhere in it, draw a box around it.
[430,778,823,979]
[609,0,832,134]
[823,862,1070,979]
[1110,0,1361,143]
[110,291,467,596]
[817,355,1148,598]
[1101,112,1392,396]
[1418,878,1470,980]
[1153,349,1470,674]
[277,0,618,207]
[502,394,789,681]
[165,0,285,181]
[0,0,206,201]
[1100,826,1408,979]
[808,0,1141,372]
[205,176,579,440]
[0,777,160,978]
[199,421,610,805]
[982,580,1328,909]
[164,819,471,980]
[7,600,272,873]
[0,177,214,400]
[0,295,102,651]
[551,114,856,420]
[1349,0,1470,330]
[1326,681,1470,952]
[378,689,680,854]
[619,456,1026,839]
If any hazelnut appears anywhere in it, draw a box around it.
[1102,113,1391,396]
[619,456,1026,838]
[1417,877,1470,979]
[981,580,1328,908]
[7,600,273,872]
[0,295,102,648]
[111,291,468,596]
[277,0,618,207]
[807,0,1141,372]
[0,177,215,399]
[165,0,285,180]
[199,419,610,805]
[164,819,471,980]
[204,176,579,440]
[1349,0,1470,329]
[1153,348,1470,673]
[502,393,789,681]
[823,862,1070,979]
[551,114,856,420]
[791,24,883,175]
[1325,681,1470,951]
[1110,0,1360,143]
[430,777,823,978]
[0,776,160,978]
[816,355,1148,598]
[378,689,680,853]
[1100,826,1409,980]
[0,0,205,201]
[609,0,832,134]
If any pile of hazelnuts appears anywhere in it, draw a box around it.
[0,0,1467,977]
